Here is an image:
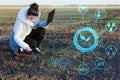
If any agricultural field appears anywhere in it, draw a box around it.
[0,6,120,79]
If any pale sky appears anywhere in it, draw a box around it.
[0,0,119,5]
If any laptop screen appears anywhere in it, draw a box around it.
[46,9,55,25]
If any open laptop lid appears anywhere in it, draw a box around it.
[46,9,55,26]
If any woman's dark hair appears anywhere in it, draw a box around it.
[27,3,39,16]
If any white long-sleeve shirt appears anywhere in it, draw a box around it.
[13,8,41,49]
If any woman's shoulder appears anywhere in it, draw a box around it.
[18,8,28,16]
[16,8,28,23]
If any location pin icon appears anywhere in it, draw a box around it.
[98,10,101,18]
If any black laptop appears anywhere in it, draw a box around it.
[46,9,55,26]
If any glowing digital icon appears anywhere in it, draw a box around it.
[95,58,106,70]
[95,9,106,19]
[106,22,117,32]
[97,10,101,18]
[73,27,98,53]
[80,34,91,44]
[77,5,88,13]
[78,63,89,75]
[105,45,117,57]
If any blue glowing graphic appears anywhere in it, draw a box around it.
[97,10,101,18]
[73,27,98,53]
[77,5,88,13]
[95,58,106,70]
[95,9,106,19]
[78,63,90,75]
[105,45,117,57]
[80,35,91,44]
[72,7,118,78]
[106,22,117,32]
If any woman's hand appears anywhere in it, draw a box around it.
[45,23,51,29]
[26,46,32,52]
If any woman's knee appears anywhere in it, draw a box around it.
[24,37,37,48]
[38,27,46,34]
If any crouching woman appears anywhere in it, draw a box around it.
[9,3,49,54]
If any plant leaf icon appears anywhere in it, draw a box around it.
[85,36,90,42]
[80,35,86,41]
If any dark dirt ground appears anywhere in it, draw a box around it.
[0,7,120,80]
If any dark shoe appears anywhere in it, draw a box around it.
[32,47,42,54]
